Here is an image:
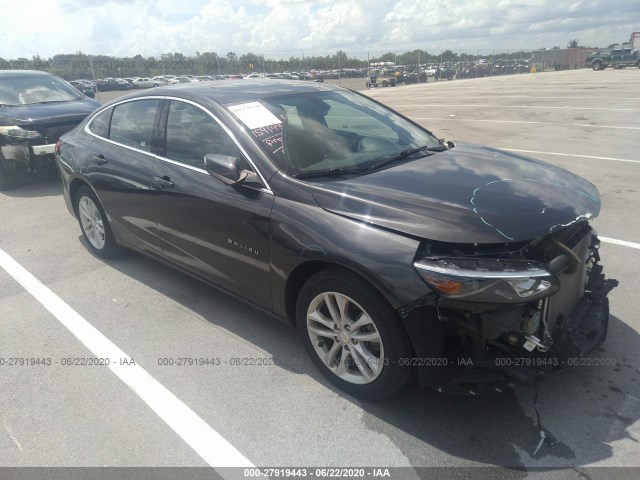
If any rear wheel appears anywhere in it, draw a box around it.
[75,186,121,258]
[592,60,603,71]
[296,269,413,400]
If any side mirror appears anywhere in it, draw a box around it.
[204,154,261,187]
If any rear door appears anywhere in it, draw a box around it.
[84,98,163,254]
[152,99,274,308]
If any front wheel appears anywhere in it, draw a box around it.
[0,160,17,191]
[75,186,121,258]
[296,270,413,400]
[592,60,603,71]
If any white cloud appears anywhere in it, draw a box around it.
[1,0,639,59]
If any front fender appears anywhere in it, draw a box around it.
[269,194,431,319]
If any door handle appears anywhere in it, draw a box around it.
[153,175,174,189]
[92,154,108,165]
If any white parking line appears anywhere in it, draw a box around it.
[411,117,640,130]
[600,237,640,250]
[0,246,253,469]
[3,421,24,452]
[397,104,640,111]
[370,95,640,101]
[499,149,640,164]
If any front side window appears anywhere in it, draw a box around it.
[165,101,242,168]
[109,99,160,152]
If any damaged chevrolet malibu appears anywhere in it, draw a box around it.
[55,81,615,399]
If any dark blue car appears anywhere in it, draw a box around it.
[0,70,100,190]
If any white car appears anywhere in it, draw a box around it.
[131,77,158,88]
[151,76,178,85]
[424,67,437,77]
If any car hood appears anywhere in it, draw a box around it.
[308,142,601,243]
[0,98,100,127]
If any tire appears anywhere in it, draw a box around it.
[365,81,371,88]
[592,60,603,71]
[75,186,121,258]
[637,60,640,69]
[296,269,413,400]
[0,157,17,191]
[381,80,389,87]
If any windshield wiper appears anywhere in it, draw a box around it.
[295,166,368,179]
[366,145,435,171]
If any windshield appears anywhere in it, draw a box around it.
[0,74,82,106]
[230,90,440,178]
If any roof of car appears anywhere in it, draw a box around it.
[0,70,58,78]
[123,80,343,105]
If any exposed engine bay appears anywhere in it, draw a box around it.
[403,222,617,395]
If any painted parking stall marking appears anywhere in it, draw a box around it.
[499,149,640,165]
[600,237,640,250]
[396,104,640,112]
[410,117,640,131]
[0,246,253,469]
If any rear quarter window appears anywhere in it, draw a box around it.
[88,107,113,138]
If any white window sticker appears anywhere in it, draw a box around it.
[228,102,282,130]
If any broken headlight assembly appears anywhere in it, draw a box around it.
[414,257,560,303]
[0,125,42,140]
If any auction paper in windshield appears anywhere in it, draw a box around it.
[228,102,282,129]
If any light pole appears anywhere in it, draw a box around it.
[214,53,221,76]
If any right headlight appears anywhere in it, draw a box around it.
[414,257,559,303]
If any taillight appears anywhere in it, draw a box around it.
[54,141,61,157]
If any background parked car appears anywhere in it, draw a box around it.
[131,77,159,88]
[0,70,100,189]
[68,80,97,98]
[96,78,132,91]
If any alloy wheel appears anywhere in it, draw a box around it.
[78,195,106,250]
[306,292,384,385]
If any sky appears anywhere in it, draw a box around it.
[1,0,639,59]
